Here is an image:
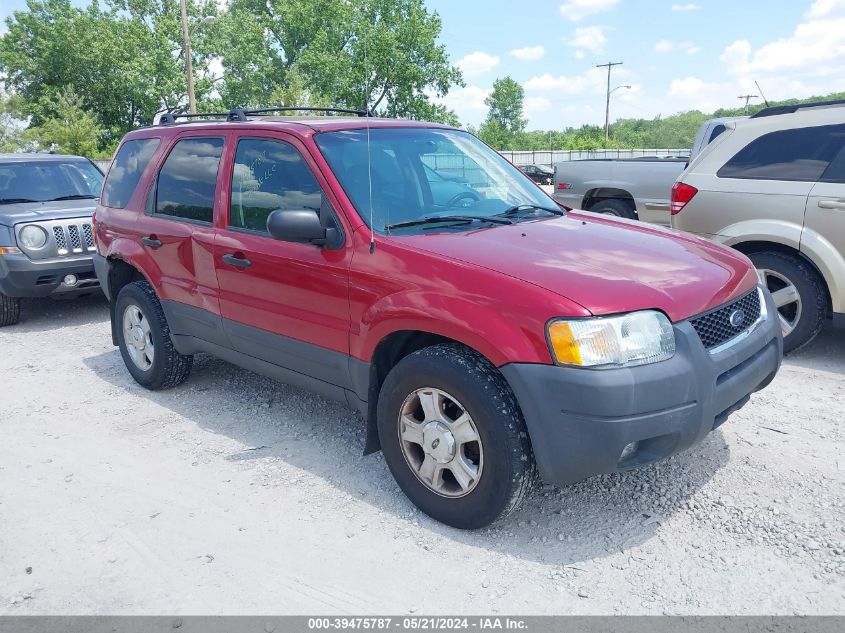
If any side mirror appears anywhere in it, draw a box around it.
[267,208,339,247]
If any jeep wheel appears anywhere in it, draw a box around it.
[589,198,637,220]
[115,280,193,390]
[750,251,827,354]
[0,292,21,327]
[377,344,536,529]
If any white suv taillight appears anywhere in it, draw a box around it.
[671,182,698,215]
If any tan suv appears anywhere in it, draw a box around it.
[672,100,845,352]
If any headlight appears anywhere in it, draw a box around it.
[547,310,675,368]
[19,225,48,250]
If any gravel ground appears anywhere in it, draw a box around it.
[1,294,843,614]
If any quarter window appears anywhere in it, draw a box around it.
[101,138,160,208]
[229,138,322,232]
[718,124,845,182]
[155,137,224,223]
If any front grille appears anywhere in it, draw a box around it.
[53,226,67,251]
[82,223,94,248]
[691,289,761,350]
[68,224,82,251]
[49,220,96,256]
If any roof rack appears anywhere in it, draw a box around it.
[750,98,845,118]
[156,106,373,126]
[238,106,374,118]
[157,111,230,125]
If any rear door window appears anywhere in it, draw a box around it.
[101,138,160,208]
[229,138,322,233]
[718,124,845,182]
[155,137,224,223]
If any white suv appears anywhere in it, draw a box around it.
[671,100,845,353]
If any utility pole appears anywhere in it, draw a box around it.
[738,94,758,114]
[597,61,623,146]
[179,0,197,114]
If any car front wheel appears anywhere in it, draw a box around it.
[377,344,536,529]
[0,292,21,327]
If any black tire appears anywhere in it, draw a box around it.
[749,251,827,354]
[114,280,193,390]
[377,343,536,529]
[0,292,21,327]
[589,198,637,220]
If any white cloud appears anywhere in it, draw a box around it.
[510,45,546,61]
[655,40,700,54]
[455,51,500,78]
[806,0,845,18]
[720,17,845,75]
[524,97,552,117]
[568,25,609,54]
[671,3,700,11]
[559,0,618,21]
[524,66,630,95]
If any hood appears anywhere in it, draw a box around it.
[393,211,758,323]
[0,199,98,225]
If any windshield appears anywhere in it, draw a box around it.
[0,160,104,204]
[315,128,556,232]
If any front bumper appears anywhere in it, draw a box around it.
[501,288,783,486]
[0,253,100,298]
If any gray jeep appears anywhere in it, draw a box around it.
[0,153,105,325]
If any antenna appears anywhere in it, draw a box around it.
[364,31,376,253]
[755,81,770,107]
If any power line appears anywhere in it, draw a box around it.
[596,61,623,146]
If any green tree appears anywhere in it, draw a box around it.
[0,0,218,144]
[25,86,105,156]
[477,77,526,149]
[212,0,462,122]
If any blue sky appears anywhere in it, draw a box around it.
[426,0,845,129]
[3,0,844,130]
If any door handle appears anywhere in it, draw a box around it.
[141,236,162,249]
[222,253,252,268]
[817,199,845,210]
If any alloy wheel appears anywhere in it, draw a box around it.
[758,268,802,337]
[122,304,155,371]
[397,388,483,498]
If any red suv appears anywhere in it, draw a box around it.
[93,108,783,529]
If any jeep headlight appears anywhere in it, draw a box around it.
[547,311,675,368]
[19,224,48,250]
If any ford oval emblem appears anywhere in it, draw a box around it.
[729,309,746,328]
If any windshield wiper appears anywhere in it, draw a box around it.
[498,204,566,218]
[51,194,98,201]
[384,215,514,231]
[0,198,39,204]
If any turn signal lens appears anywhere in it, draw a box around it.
[547,321,583,365]
[0,246,23,256]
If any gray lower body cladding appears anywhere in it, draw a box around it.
[0,253,100,298]
[501,290,783,486]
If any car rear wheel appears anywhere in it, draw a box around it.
[749,251,827,354]
[377,343,536,529]
[589,198,637,220]
[115,280,193,390]
[0,292,21,327]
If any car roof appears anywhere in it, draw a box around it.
[0,153,89,162]
[124,116,456,141]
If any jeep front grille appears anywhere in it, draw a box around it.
[52,220,96,256]
[691,289,762,350]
